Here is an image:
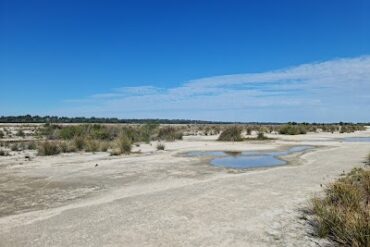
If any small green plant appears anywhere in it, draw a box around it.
[156,143,165,150]
[218,126,243,141]
[0,130,4,139]
[37,141,61,156]
[309,168,370,246]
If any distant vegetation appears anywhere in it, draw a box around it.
[218,126,243,141]
[309,167,370,246]
[0,115,232,124]
[278,125,307,135]
[30,123,184,156]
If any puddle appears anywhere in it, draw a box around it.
[343,137,370,142]
[184,145,313,169]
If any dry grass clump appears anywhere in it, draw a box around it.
[37,141,61,156]
[310,168,370,246]
[340,125,366,133]
[85,138,100,152]
[16,130,25,137]
[278,124,307,135]
[0,150,9,156]
[115,133,132,154]
[257,132,268,140]
[156,142,165,150]
[158,126,183,141]
[10,143,20,151]
[218,126,243,141]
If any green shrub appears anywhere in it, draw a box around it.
[0,130,4,139]
[37,141,61,156]
[310,168,370,246]
[158,126,183,141]
[218,126,243,141]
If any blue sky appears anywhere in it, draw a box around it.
[1,0,370,122]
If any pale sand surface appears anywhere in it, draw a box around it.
[0,129,369,246]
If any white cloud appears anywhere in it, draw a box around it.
[59,56,370,122]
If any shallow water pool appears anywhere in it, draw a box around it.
[184,145,313,169]
[343,137,370,142]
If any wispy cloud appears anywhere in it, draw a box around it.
[59,56,370,122]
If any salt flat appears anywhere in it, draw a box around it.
[0,130,369,246]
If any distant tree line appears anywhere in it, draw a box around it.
[0,115,368,125]
[0,115,232,124]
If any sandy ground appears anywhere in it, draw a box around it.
[0,130,370,246]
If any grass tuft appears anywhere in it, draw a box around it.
[156,142,165,150]
[310,168,370,246]
[158,127,183,141]
[0,150,9,156]
[37,141,61,156]
[218,126,243,141]
[117,133,132,154]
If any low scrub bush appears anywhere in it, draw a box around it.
[16,130,25,137]
[218,126,243,141]
[310,168,370,246]
[37,141,61,156]
[156,143,165,150]
[26,141,37,150]
[10,143,19,151]
[0,150,9,156]
[0,130,4,139]
[85,138,100,152]
[73,136,85,151]
[158,127,183,141]
[117,133,132,154]
[257,132,268,140]
[278,125,307,135]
